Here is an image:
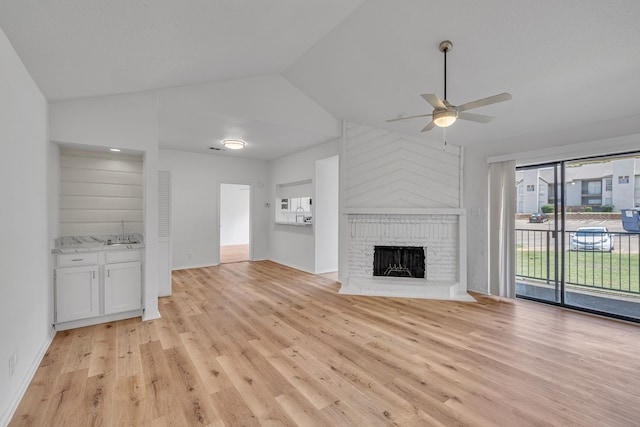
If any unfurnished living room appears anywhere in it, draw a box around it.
[2,1,640,426]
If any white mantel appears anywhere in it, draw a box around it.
[340,208,474,302]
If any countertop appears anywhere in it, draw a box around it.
[53,234,145,254]
[275,221,313,226]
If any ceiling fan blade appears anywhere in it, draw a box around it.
[456,92,512,112]
[458,112,494,123]
[421,94,446,109]
[386,113,433,123]
[421,121,437,132]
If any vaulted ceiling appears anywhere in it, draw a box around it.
[1,1,640,159]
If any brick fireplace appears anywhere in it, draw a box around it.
[340,208,474,301]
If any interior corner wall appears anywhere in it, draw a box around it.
[158,149,270,269]
[269,139,340,273]
[314,155,339,273]
[0,27,53,426]
[462,145,490,294]
[49,91,161,320]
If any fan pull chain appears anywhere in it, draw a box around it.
[442,126,447,151]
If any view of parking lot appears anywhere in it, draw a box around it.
[516,217,640,319]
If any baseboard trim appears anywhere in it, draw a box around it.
[0,326,55,427]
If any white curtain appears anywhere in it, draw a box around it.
[488,160,516,297]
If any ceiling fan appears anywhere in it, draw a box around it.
[387,40,512,132]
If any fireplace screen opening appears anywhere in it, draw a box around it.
[373,246,425,278]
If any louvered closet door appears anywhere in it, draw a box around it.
[158,170,172,296]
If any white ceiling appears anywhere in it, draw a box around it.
[2,0,640,160]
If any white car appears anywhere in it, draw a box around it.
[570,227,614,251]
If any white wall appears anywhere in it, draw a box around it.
[314,156,339,273]
[220,183,250,246]
[59,148,144,236]
[159,149,269,269]
[49,92,161,321]
[269,139,340,273]
[343,122,462,209]
[0,27,53,427]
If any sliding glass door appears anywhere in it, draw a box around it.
[515,163,563,304]
[515,154,640,322]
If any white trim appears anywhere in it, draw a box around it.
[269,258,315,274]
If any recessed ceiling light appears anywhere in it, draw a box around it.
[110,148,121,152]
[222,139,245,150]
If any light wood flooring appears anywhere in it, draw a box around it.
[10,261,640,426]
[220,244,249,264]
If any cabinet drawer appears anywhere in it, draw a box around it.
[57,252,99,267]
[106,250,141,264]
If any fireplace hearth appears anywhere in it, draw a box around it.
[373,246,425,278]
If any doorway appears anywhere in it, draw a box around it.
[219,183,250,263]
[515,153,640,321]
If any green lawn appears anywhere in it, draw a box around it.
[516,249,640,294]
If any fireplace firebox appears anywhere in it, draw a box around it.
[373,246,425,278]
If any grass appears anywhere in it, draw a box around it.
[516,249,640,294]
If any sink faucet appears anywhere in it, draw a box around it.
[295,207,305,223]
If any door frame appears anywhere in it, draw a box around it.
[516,151,640,322]
[218,181,253,264]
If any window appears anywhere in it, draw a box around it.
[619,175,629,184]
[582,180,602,195]
[605,178,612,191]
[581,179,602,205]
[548,184,557,204]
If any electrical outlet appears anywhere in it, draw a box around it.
[9,353,17,377]
[187,252,193,260]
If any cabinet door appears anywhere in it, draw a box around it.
[56,265,100,322]
[104,261,141,314]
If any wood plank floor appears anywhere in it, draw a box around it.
[220,244,249,264]
[10,261,640,426]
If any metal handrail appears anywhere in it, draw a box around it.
[515,228,640,295]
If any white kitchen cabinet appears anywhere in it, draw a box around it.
[55,265,100,322]
[105,261,141,314]
[54,249,143,329]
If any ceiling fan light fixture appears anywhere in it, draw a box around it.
[433,110,458,127]
[222,139,245,150]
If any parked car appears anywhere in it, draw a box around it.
[529,213,548,223]
[570,227,614,251]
